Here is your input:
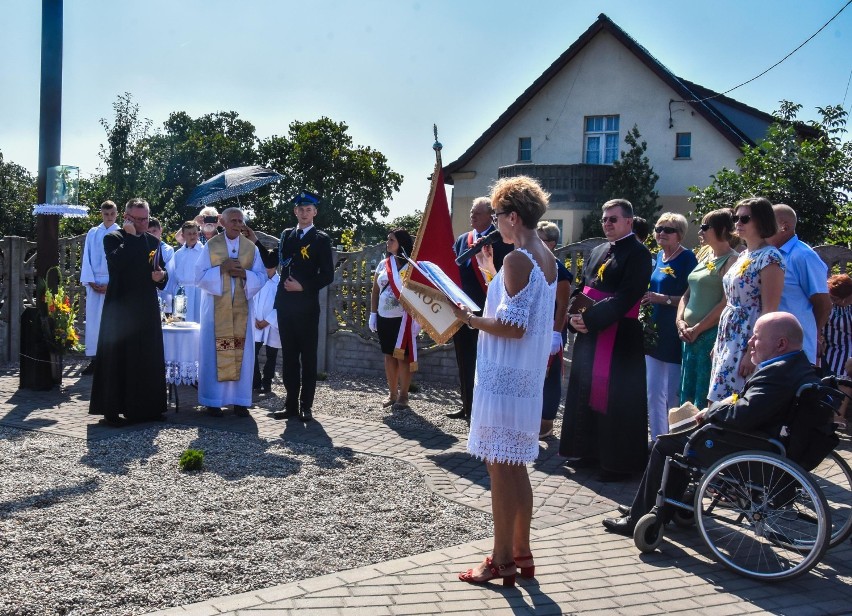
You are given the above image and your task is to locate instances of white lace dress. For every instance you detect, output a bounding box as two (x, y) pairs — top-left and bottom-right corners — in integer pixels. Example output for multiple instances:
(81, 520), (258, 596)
(468, 249), (557, 465)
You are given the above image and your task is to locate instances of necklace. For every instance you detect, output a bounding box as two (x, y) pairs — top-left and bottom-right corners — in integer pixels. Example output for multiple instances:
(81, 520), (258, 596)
(661, 244), (683, 263)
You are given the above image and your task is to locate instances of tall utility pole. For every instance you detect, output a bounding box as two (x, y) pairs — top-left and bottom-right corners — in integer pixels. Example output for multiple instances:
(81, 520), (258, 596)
(35, 0), (63, 284)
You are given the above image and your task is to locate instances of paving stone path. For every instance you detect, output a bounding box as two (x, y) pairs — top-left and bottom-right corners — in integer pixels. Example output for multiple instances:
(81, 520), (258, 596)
(2, 364), (851, 615)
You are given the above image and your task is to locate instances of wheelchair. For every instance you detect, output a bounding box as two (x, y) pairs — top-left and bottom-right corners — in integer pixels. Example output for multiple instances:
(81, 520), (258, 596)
(632, 376), (852, 582)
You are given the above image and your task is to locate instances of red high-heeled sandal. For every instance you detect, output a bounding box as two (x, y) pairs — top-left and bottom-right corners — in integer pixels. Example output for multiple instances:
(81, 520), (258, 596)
(458, 557), (516, 587)
(514, 554), (535, 578)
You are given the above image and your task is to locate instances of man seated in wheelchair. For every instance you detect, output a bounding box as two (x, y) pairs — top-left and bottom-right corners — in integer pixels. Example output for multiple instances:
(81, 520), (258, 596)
(604, 312), (837, 536)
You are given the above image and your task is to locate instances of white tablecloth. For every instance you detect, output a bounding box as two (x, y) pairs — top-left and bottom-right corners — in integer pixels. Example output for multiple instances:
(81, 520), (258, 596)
(162, 323), (200, 385)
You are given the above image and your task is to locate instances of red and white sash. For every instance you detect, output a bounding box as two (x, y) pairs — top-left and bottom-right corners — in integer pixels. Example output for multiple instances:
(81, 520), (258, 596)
(385, 256), (419, 371)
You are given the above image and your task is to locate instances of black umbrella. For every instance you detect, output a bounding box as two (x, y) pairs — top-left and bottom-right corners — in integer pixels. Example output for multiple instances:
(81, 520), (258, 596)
(185, 165), (283, 208)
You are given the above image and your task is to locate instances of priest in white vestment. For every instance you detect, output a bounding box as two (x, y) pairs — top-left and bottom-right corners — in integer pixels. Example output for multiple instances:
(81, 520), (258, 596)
(168, 221), (205, 322)
(79, 201), (119, 373)
(195, 207), (266, 416)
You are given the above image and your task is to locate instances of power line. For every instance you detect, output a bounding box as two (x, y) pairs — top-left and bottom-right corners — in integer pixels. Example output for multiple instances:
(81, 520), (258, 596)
(683, 0), (852, 105)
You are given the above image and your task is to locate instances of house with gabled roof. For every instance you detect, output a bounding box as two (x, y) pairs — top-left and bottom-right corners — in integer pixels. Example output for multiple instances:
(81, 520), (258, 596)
(442, 13), (799, 243)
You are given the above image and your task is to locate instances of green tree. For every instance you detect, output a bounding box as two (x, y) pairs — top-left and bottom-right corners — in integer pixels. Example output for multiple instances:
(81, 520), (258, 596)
(257, 117), (403, 244)
(0, 150), (37, 238)
(98, 92), (154, 206)
(141, 110), (261, 233)
(689, 102), (852, 246)
(387, 209), (423, 238)
(580, 125), (660, 239)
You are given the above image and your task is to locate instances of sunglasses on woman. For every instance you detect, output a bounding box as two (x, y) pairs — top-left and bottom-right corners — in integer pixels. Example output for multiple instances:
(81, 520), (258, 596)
(732, 215), (751, 224)
(654, 226), (677, 234)
(699, 223), (711, 232)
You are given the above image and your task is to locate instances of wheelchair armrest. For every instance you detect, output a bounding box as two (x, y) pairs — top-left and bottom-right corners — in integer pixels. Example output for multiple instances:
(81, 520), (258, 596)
(685, 423), (785, 456)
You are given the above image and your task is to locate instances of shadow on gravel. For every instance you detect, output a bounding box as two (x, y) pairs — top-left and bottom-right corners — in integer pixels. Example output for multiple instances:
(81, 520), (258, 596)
(184, 427), (303, 481)
(80, 423), (168, 475)
(0, 477), (100, 518)
(277, 417), (355, 469)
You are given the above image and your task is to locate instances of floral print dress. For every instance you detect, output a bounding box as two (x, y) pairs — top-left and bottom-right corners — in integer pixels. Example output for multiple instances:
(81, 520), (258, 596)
(707, 246), (784, 402)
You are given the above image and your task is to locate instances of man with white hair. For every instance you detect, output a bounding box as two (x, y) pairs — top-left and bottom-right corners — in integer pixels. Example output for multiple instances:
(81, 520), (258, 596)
(769, 204), (831, 364)
(195, 207), (267, 417)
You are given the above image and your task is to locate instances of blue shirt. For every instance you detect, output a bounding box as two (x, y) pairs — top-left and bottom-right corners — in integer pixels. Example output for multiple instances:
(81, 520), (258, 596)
(777, 235), (828, 364)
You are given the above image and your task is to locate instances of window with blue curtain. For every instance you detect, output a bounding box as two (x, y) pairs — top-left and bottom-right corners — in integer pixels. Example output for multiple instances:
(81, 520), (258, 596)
(584, 115), (620, 164)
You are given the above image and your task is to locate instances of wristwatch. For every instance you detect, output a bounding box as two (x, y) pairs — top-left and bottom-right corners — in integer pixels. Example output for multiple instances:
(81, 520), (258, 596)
(665, 295), (672, 305)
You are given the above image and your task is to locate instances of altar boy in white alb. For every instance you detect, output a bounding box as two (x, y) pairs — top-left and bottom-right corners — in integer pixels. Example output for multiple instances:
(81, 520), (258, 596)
(79, 200), (119, 374)
(168, 220), (205, 322)
(195, 207), (267, 417)
(253, 265), (281, 394)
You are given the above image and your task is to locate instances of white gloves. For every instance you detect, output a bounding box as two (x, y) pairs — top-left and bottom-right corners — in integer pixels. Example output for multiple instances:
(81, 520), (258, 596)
(369, 312), (378, 332)
(550, 331), (564, 355)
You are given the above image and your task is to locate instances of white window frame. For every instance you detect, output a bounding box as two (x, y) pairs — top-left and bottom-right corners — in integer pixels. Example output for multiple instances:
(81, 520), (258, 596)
(583, 115), (620, 165)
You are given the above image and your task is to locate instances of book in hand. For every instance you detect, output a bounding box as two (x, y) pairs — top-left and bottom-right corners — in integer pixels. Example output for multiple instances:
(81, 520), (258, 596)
(567, 291), (595, 315)
(407, 260), (480, 312)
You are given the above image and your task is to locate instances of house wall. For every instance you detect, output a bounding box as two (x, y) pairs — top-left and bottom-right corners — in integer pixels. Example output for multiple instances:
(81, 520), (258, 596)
(448, 30), (745, 245)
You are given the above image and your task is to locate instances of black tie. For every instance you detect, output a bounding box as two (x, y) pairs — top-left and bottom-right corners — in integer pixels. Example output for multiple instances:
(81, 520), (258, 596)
(297, 229), (304, 240)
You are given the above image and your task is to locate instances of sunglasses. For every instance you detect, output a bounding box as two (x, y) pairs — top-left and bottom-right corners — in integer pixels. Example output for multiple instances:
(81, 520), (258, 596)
(732, 215), (752, 224)
(699, 223), (711, 232)
(491, 210), (511, 223)
(601, 216), (621, 224)
(655, 226), (677, 234)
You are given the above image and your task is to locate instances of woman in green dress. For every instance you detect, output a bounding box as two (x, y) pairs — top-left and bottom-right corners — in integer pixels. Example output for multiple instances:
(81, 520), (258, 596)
(676, 209), (738, 406)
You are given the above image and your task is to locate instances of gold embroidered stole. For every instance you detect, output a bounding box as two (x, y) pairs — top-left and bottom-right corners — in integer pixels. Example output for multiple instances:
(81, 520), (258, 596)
(207, 235), (255, 381)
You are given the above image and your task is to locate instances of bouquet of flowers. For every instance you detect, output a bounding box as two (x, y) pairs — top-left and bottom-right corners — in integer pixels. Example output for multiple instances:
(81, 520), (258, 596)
(38, 267), (84, 354)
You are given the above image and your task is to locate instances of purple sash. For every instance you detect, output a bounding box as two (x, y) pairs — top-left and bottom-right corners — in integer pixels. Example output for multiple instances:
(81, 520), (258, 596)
(584, 285), (640, 414)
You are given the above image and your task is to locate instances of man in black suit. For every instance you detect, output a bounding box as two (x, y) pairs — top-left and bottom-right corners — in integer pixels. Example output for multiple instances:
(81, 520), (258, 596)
(248, 191), (334, 422)
(448, 196), (513, 420)
(603, 311), (819, 535)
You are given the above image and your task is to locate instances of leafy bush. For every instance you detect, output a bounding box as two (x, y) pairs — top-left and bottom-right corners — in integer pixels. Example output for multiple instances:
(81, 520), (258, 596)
(179, 449), (204, 472)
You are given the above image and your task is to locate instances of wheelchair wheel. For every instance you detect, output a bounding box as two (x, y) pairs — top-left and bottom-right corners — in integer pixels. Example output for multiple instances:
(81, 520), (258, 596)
(695, 452), (829, 581)
(809, 450), (852, 548)
(634, 512), (664, 553)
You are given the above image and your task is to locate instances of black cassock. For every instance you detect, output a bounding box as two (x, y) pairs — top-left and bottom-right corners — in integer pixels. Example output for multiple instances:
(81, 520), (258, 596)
(89, 230), (168, 421)
(559, 234), (652, 474)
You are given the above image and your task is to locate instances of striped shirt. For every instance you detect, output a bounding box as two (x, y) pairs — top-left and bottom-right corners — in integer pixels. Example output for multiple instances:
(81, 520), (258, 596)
(823, 303), (852, 376)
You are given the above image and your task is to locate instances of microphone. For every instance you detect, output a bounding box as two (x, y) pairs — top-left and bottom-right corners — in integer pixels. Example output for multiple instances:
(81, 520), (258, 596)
(455, 230), (502, 265)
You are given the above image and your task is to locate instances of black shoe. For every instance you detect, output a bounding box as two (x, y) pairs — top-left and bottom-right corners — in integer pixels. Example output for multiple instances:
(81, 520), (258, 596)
(81, 361), (96, 375)
(300, 408), (313, 422)
(597, 470), (630, 483)
(234, 405), (250, 417)
(446, 410), (469, 419)
(205, 406), (223, 417)
(98, 416), (125, 427)
(273, 408), (298, 420)
(617, 504), (631, 516)
(602, 517), (635, 536)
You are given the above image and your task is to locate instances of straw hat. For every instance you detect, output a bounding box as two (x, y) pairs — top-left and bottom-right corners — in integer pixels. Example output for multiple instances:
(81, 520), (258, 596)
(668, 402), (701, 434)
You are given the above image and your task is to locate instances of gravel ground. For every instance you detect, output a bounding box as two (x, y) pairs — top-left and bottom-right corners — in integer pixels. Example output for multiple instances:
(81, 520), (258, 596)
(0, 424), (493, 615)
(252, 373), (565, 440)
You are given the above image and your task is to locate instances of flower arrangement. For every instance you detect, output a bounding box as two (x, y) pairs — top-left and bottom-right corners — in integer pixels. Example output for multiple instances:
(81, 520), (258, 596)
(737, 258), (752, 277)
(640, 303), (658, 351)
(661, 266), (676, 278)
(38, 267), (83, 354)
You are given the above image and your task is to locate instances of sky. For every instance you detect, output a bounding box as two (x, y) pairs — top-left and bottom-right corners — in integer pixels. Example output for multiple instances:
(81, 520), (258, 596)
(1, 0), (851, 221)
